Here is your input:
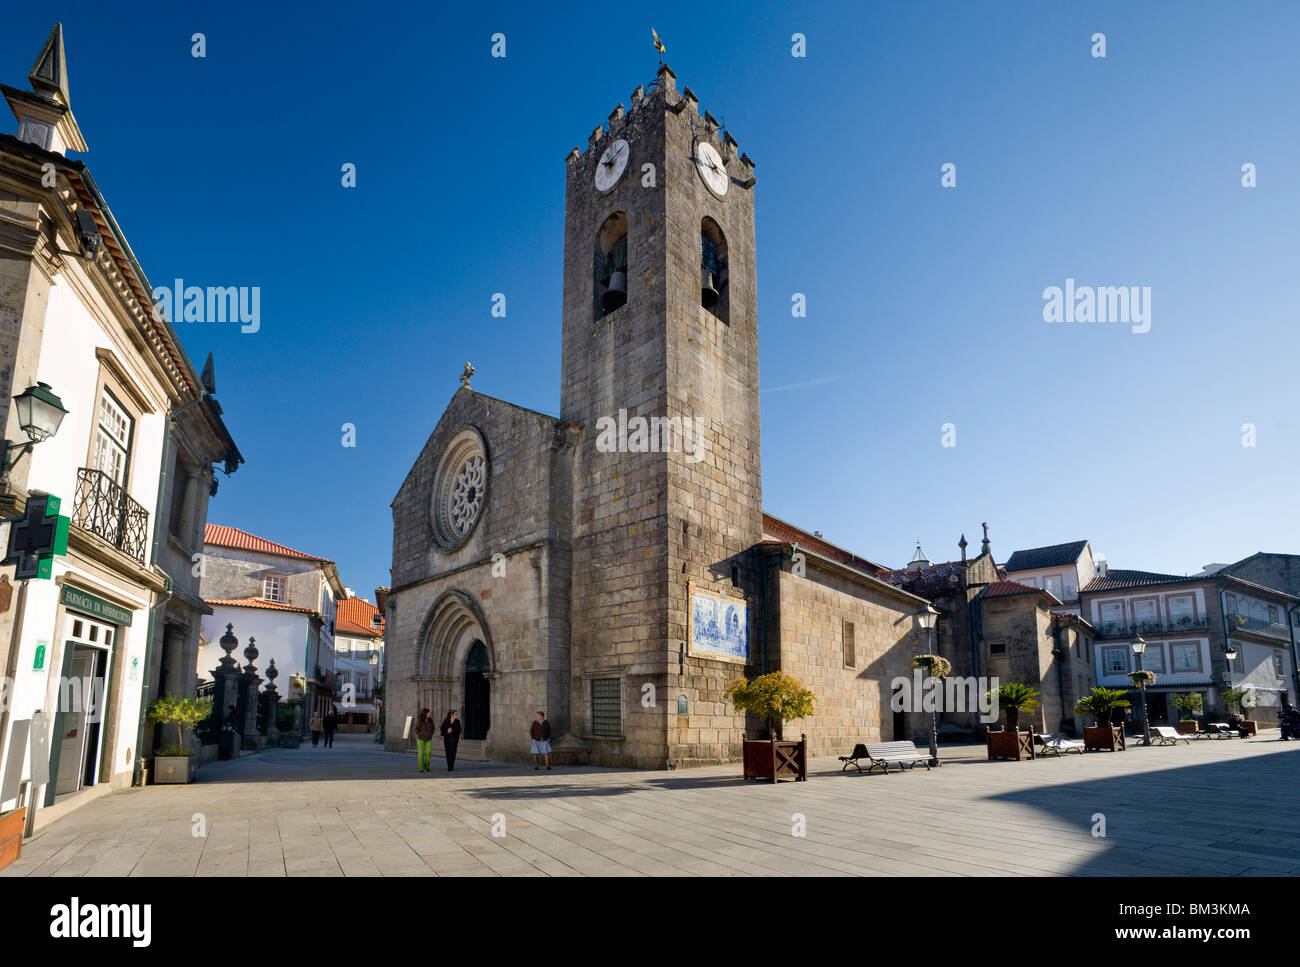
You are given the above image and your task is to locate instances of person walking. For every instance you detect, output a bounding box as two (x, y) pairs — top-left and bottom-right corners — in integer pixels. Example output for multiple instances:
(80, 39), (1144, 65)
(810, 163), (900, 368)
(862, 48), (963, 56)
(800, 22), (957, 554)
(323, 706), (338, 748)
(309, 710), (323, 748)
(413, 707), (435, 772)
(440, 709), (462, 771)
(530, 711), (552, 771)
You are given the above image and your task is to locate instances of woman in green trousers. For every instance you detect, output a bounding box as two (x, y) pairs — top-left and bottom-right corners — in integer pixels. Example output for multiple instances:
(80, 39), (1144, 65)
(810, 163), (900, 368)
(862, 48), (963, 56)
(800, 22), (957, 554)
(413, 707), (435, 772)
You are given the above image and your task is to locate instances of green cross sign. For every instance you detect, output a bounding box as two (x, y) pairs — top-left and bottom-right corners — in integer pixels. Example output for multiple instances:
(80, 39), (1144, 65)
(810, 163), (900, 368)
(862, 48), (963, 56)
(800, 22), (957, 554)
(3, 493), (70, 580)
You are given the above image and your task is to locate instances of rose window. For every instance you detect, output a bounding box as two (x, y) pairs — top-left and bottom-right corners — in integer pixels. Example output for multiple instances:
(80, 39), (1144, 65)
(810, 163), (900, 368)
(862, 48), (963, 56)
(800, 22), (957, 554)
(431, 428), (488, 549)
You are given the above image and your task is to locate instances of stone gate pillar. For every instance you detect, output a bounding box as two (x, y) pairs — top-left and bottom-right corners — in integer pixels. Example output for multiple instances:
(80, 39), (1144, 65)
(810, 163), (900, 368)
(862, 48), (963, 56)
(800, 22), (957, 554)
(240, 636), (263, 751)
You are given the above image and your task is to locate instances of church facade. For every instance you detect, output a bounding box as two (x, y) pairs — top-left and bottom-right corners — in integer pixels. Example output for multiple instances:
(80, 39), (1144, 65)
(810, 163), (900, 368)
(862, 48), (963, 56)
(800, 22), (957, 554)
(385, 66), (932, 769)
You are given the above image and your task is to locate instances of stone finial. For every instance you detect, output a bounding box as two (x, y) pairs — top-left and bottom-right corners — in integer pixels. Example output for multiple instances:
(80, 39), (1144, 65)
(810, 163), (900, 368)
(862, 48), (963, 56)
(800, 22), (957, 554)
(266, 658), (279, 682)
(981, 522), (990, 555)
(218, 623), (239, 668)
(459, 361), (474, 388)
(959, 534), (968, 562)
(243, 635), (259, 672)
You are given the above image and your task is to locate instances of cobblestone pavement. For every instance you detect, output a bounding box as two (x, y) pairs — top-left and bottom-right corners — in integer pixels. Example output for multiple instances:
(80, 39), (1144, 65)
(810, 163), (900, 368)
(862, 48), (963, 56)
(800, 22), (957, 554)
(5, 731), (1298, 876)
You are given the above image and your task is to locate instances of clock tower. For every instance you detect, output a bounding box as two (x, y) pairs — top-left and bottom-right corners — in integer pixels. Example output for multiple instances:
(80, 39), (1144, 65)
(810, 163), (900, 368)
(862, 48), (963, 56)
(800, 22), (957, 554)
(560, 64), (762, 768)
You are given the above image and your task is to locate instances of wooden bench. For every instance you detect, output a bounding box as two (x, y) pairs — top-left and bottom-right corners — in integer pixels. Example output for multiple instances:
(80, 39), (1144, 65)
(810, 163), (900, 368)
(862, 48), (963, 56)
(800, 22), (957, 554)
(1152, 726), (1189, 745)
(839, 740), (931, 774)
(1035, 732), (1085, 756)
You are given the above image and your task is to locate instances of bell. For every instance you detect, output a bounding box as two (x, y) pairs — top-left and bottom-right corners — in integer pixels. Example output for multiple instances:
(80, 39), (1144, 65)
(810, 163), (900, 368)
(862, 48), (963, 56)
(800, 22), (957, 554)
(601, 270), (627, 311)
(701, 268), (719, 309)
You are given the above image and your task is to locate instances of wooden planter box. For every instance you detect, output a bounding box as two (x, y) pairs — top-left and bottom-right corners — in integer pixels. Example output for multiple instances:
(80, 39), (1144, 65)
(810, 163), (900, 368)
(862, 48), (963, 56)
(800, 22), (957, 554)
(1084, 725), (1126, 752)
(742, 733), (807, 783)
(986, 729), (1035, 761)
(153, 754), (198, 784)
(1176, 720), (1200, 735)
(1238, 721), (1258, 736)
(0, 807), (26, 873)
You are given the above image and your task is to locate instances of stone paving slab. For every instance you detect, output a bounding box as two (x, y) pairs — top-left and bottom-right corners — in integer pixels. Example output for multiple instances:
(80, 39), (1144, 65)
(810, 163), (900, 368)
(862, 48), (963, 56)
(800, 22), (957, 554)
(4, 731), (1298, 877)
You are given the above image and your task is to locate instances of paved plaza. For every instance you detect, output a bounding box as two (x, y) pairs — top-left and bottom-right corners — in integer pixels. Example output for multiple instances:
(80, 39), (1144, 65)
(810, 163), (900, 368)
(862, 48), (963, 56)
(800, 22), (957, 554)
(5, 732), (1298, 877)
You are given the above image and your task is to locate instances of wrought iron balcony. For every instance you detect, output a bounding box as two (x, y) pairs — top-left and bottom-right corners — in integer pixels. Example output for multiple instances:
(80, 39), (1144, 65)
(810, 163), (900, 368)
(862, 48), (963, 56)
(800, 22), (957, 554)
(1093, 616), (1210, 638)
(1228, 614), (1291, 639)
(72, 467), (149, 564)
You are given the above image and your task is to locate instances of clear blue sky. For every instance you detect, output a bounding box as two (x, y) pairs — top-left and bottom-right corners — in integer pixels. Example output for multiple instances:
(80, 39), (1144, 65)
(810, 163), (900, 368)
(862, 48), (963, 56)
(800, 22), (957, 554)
(5, 0), (1299, 594)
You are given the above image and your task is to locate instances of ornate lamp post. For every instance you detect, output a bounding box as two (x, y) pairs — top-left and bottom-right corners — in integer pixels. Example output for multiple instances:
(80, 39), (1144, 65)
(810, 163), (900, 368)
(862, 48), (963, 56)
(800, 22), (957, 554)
(1223, 643), (1239, 718)
(913, 604), (941, 765)
(369, 650), (383, 743)
(1131, 634), (1151, 746)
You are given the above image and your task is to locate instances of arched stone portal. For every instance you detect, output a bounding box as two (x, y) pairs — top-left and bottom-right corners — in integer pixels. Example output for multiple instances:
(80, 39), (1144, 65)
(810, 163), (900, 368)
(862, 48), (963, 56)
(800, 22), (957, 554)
(414, 590), (495, 744)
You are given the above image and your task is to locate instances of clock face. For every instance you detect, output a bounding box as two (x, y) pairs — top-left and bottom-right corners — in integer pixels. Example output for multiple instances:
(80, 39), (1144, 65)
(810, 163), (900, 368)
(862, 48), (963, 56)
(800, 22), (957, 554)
(695, 141), (728, 197)
(594, 139), (630, 192)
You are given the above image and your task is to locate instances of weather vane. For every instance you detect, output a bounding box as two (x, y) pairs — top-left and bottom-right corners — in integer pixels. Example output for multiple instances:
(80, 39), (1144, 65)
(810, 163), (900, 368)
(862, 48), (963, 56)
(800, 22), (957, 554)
(459, 362), (474, 388)
(652, 28), (665, 67)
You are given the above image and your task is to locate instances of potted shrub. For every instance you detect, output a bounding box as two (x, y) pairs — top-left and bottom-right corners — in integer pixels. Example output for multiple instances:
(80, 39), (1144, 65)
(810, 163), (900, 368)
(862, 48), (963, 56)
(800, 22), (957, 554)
(1075, 687), (1130, 751)
(725, 672), (814, 782)
(146, 694), (213, 784)
(1173, 692), (1204, 734)
(985, 683), (1040, 761)
(0, 806), (26, 873)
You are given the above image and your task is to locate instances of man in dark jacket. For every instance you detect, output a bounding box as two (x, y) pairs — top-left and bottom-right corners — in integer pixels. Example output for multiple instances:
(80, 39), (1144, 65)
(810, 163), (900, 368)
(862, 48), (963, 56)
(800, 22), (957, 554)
(441, 710), (462, 770)
(323, 707), (338, 748)
(530, 711), (552, 771)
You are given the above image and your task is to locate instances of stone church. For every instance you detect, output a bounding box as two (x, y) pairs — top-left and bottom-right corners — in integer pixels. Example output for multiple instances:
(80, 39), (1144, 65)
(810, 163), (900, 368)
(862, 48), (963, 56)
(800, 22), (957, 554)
(385, 65), (936, 769)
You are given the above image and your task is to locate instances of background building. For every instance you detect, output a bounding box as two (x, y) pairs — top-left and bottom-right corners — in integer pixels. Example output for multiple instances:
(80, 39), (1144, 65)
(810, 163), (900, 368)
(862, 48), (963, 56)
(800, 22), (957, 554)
(198, 525), (343, 738)
(334, 590), (383, 732)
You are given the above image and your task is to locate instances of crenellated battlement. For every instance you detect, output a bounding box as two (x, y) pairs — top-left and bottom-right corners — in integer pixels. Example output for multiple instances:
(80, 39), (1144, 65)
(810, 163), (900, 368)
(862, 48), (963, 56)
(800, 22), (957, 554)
(564, 63), (756, 179)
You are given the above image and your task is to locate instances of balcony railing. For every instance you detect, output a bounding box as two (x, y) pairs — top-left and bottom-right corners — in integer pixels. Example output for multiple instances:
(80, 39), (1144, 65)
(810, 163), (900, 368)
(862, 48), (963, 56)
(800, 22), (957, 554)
(1093, 616), (1210, 638)
(1228, 614), (1291, 639)
(72, 467), (149, 564)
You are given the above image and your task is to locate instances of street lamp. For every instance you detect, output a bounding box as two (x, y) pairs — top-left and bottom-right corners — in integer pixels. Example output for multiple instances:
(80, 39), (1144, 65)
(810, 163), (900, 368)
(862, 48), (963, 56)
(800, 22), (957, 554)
(914, 604), (941, 766)
(368, 650), (383, 743)
(1223, 643), (1239, 718)
(1131, 634), (1151, 746)
(3, 382), (69, 473)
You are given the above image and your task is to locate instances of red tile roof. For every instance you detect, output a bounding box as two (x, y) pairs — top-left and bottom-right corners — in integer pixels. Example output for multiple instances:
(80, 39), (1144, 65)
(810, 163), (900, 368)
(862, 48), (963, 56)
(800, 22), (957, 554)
(205, 597), (315, 615)
(204, 524), (334, 564)
(337, 595), (384, 638)
(761, 513), (890, 577)
(983, 580), (1059, 603)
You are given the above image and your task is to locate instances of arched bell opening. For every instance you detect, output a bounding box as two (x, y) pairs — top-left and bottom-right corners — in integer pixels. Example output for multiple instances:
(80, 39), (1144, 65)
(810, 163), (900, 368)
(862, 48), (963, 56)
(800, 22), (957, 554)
(701, 216), (729, 324)
(594, 211), (629, 319)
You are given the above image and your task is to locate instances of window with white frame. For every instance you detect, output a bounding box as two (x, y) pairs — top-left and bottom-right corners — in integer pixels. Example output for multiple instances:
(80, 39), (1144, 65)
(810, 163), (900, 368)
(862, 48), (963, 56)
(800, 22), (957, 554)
(356, 672), (369, 696)
(1170, 642), (1201, 672)
(1103, 647), (1128, 674)
(1133, 599), (1158, 631)
(1043, 575), (1062, 600)
(1100, 601), (1124, 631)
(1225, 593), (1238, 615)
(1268, 605), (1279, 624)
(1139, 644), (1166, 674)
(263, 574), (287, 603)
(1168, 595), (1194, 626)
(92, 390), (132, 485)
(1274, 654), (1285, 678)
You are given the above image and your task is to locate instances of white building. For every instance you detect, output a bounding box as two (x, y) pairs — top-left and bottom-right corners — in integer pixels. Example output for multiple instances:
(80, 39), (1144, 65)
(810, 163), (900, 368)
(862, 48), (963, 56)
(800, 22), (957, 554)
(1003, 540), (1096, 616)
(333, 590), (384, 731)
(0, 25), (240, 832)
(198, 525), (344, 732)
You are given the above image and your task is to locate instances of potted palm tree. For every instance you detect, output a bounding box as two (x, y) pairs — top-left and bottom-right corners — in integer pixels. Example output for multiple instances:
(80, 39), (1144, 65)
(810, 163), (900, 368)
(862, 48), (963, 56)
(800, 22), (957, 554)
(147, 694), (213, 784)
(985, 683), (1041, 760)
(1173, 692), (1204, 734)
(725, 672), (815, 782)
(1076, 687), (1130, 751)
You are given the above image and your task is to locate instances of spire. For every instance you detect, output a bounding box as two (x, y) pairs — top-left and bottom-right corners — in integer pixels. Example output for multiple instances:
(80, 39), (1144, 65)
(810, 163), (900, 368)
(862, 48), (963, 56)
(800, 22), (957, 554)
(29, 23), (70, 105)
(5, 23), (88, 154)
(908, 542), (930, 572)
(958, 534), (968, 562)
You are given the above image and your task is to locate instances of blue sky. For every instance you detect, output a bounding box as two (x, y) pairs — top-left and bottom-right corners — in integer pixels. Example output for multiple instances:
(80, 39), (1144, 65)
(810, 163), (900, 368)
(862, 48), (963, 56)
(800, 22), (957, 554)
(5, 0), (1300, 594)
